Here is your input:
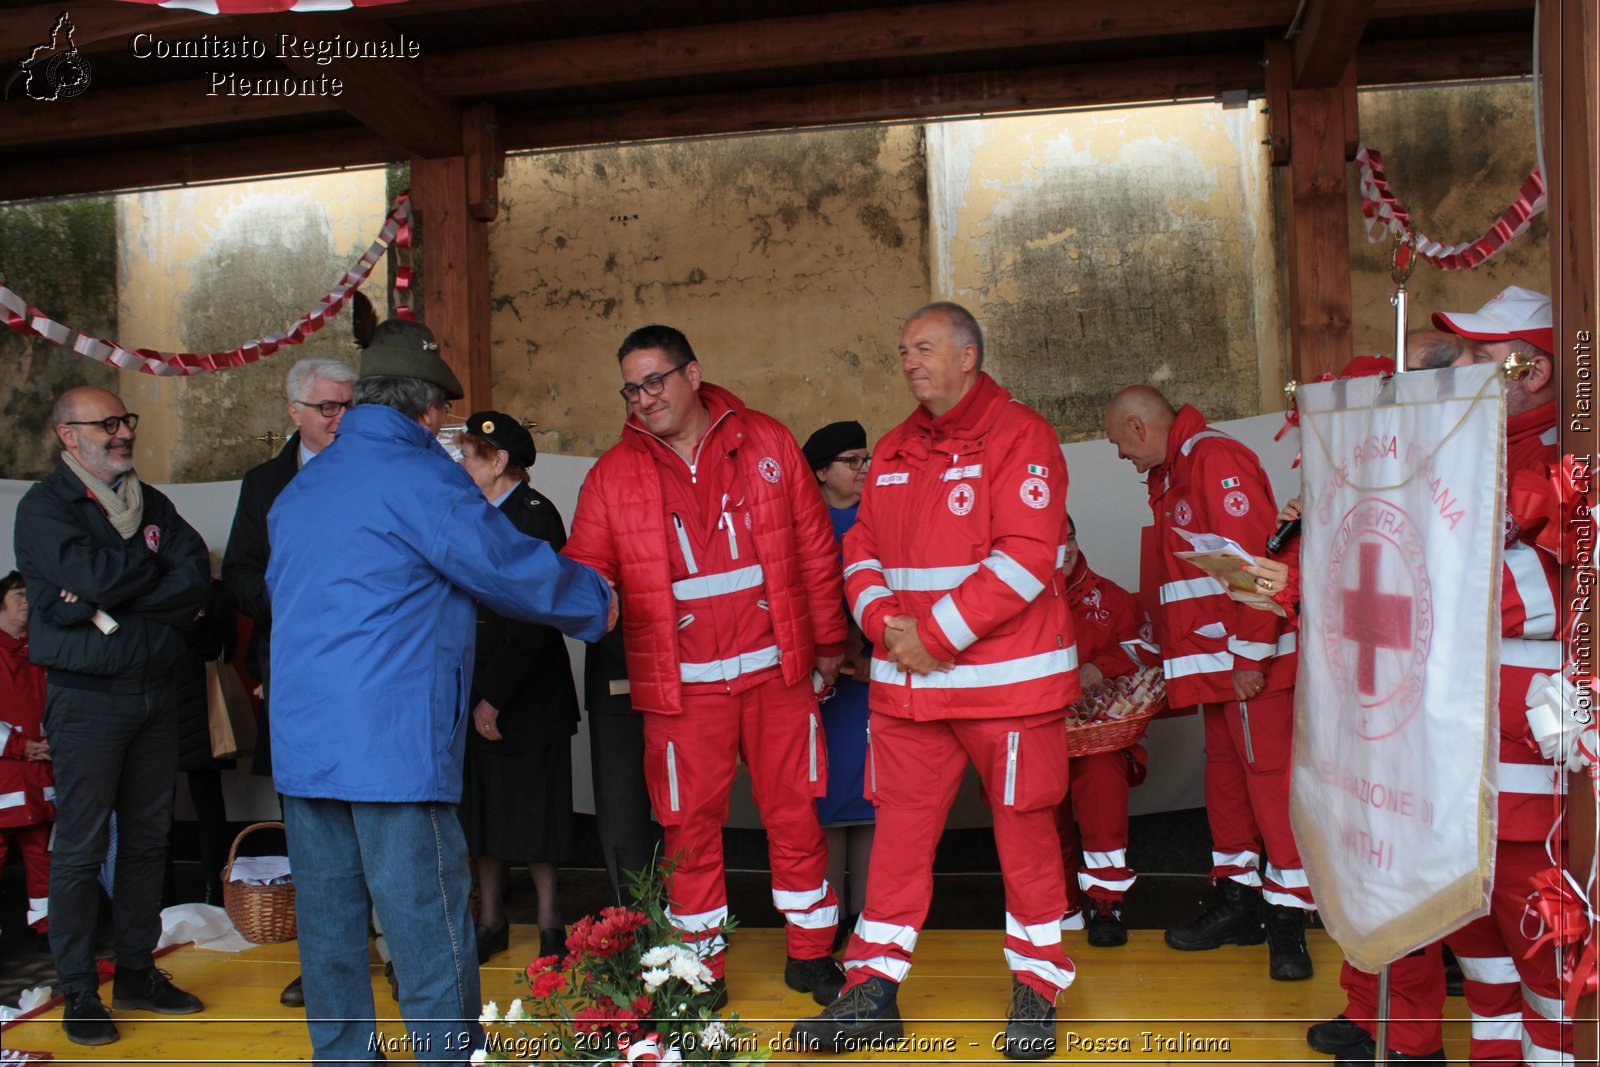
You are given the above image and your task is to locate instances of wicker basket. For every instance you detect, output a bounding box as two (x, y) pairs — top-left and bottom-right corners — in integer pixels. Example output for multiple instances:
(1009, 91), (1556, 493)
(222, 821), (297, 944)
(1065, 699), (1164, 757)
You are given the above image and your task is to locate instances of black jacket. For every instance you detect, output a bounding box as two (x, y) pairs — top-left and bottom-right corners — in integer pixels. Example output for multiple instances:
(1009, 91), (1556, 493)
(175, 581), (238, 772)
(468, 481), (581, 753)
(14, 460), (210, 681)
(222, 435), (300, 775)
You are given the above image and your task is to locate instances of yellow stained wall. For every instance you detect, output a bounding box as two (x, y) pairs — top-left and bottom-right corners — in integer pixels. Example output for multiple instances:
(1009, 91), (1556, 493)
(486, 127), (931, 456)
(926, 104), (1285, 442)
(115, 171), (391, 484)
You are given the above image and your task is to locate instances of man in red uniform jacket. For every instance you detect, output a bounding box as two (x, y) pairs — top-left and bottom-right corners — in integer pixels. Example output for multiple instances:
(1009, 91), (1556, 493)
(1103, 385), (1311, 982)
(0, 571), (53, 940)
(1058, 515), (1151, 948)
(1309, 289), (1571, 1067)
(794, 303), (1078, 1060)
(563, 325), (848, 1008)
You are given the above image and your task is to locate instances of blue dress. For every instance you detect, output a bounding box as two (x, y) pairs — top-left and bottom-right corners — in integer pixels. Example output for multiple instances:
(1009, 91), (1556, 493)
(817, 502), (875, 827)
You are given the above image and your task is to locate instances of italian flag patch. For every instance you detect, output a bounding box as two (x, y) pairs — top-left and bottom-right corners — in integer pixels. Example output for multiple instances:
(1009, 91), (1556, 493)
(1220, 477), (1240, 488)
(1027, 464), (1049, 477)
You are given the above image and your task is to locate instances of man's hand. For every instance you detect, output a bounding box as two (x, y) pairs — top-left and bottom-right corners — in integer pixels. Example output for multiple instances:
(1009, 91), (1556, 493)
(23, 739), (50, 762)
(815, 653), (844, 687)
(605, 579), (620, 632)
(883, 615), (953, 676)
(1233, 669), (1266, 702)
(1079, 662), (1105, 689)
(59, 589), (79, 604)
(472, 699), (503, 742)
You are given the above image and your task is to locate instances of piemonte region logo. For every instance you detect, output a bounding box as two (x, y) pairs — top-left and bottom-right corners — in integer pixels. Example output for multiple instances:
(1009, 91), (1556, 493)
(7, 11), (93, 101)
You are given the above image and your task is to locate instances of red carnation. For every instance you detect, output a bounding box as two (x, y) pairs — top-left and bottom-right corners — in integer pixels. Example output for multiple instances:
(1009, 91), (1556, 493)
(525, 954), (562, 979)
(528, 969), (565, 999)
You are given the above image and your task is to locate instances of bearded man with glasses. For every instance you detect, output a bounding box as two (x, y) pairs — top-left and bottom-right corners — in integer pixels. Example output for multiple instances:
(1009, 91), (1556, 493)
(564, 324), (850, 1008)
(13, 386), (212, 1046)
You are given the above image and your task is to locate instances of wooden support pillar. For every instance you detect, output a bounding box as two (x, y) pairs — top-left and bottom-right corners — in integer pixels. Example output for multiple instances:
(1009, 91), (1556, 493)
(410, 154), (493, 416)
(1541, 0), (1598, 1059)
(1280, 75), (1357, 382)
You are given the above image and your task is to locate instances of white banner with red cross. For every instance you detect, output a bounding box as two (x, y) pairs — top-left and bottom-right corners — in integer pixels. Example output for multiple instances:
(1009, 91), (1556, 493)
(1290, 361), (1504, 972)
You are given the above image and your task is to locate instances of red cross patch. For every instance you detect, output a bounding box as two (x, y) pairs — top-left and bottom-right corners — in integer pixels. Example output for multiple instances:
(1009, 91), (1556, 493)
(143, 524), (161, 553)
(948, 482), (975, 516)
(757, 456), (781, 483)
(1174, 500), (1192, 526)
(1223, 490), (1250, 517)
(1020, 477), (1049, 509)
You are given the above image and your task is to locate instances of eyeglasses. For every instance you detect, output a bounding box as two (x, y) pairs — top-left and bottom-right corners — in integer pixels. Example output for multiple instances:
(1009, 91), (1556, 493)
(294, 400), (353, 418)
(619, 362), (691, 403)
(64, 413), (139, 435)
(830, 454), (872, 471)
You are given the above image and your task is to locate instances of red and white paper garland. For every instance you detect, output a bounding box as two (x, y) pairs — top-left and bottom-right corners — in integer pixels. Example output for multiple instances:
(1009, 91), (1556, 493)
(1356, 144), (1546, 271)
(1, 191), (414, 376)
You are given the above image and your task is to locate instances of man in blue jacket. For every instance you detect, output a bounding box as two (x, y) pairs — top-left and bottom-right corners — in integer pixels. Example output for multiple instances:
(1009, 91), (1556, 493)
(267, 318), (615, 1065)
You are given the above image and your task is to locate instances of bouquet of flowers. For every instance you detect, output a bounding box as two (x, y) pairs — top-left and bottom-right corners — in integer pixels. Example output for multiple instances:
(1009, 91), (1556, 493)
(475, 857), (770, 1066)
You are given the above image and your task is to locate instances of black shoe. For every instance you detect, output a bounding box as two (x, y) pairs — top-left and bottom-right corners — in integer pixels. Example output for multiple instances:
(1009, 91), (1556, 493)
(539, 926), (567, 960)
(1085, 901), (1128, 948)
(1307, 1014), (1371, 1054)
(279, 974), (305, 1008)
(1003, 977), (1057, 1060)
(786, 954), (848, 1006)
(62, 990), (118, 1046)
(791, 976), (903, 1053)
(1265, 905), (1314, 981)
(111, 966), (204, 1014)
(1334, 1040), (1446, 1065)
(708, 977), (729, 1011)
(1164, 880), (1265, 951)
(476, 921), (509, 964)
(384, 960), (400, 1002)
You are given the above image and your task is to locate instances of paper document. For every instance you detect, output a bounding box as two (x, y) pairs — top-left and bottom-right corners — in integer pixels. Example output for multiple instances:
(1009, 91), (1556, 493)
(1172, 529), (1287, 617)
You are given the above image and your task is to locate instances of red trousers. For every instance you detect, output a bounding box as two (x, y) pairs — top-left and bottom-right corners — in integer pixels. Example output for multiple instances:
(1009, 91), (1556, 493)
(1201, 692), (1312, 908)
(0, 821), (51, 932)
(844, 710), (1074, 999)
(1338, 842), (1573, 1064)
(1057, 746), (1144, 916)
(640, 672), (838, 967)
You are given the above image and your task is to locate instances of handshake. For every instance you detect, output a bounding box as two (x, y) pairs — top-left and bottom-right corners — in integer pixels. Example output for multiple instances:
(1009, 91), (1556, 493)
(881, 614), (954, 676)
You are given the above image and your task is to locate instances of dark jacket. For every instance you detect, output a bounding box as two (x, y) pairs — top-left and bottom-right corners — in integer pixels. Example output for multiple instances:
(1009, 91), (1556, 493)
(222, 433), (300, 775)
(583, 619), (629, 711)
(14, 460), (210, 682)
(175, 581), (238, 773)
(469, 482), (581, 753)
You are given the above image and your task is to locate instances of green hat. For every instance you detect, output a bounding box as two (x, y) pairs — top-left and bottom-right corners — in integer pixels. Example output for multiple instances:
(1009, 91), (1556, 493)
(358, 319), (464, 400)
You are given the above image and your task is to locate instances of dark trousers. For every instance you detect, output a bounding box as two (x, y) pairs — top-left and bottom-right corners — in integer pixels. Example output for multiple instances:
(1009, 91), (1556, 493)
(45, 682), (179, 995)
(586, 698), (659, 905)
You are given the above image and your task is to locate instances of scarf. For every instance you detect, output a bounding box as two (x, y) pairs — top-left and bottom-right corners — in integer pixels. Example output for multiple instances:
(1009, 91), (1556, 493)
(63, 451), (144, 540)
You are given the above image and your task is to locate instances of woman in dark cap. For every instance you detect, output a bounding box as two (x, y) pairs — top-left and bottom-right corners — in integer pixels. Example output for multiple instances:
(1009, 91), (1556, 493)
(800, 420), (876, 948)
(455, 411), (579, 962)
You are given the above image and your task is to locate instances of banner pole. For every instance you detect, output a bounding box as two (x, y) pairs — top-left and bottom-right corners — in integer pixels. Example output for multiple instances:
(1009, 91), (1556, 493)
(1389, 233), (1416, 374)
(1375, 963), (1392, 1067)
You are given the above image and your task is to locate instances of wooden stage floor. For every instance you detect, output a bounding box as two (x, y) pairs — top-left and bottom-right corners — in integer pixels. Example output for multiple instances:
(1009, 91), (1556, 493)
(3, 926), (1471, 1064)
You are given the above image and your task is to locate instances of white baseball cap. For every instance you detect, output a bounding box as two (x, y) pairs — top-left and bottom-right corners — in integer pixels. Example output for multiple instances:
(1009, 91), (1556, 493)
(1432, 285), (1554, 354)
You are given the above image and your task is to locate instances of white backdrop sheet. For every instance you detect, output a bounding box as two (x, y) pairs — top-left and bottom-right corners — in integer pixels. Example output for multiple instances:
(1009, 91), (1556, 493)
(1, 412), (1303, 827)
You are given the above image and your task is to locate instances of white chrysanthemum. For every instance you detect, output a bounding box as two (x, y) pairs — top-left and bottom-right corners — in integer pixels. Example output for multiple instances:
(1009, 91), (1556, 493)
(639, 945), (680, 967)
(699, 1021), (731, 1049)
(478, 999), (501, 1024)
(505, 998), (529, 1022)
(642, 966), (672, 992)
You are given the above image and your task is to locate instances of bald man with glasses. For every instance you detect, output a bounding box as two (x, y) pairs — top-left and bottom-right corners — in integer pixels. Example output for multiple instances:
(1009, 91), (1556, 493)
(13, 386), (212, 1046)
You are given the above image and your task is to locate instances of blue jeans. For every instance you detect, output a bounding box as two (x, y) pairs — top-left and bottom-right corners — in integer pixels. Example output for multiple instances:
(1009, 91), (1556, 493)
(284, 797), (481, 1065)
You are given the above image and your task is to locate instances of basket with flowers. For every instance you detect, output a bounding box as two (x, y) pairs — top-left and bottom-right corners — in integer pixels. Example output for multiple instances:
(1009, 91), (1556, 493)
(474, 855), (770, 1066)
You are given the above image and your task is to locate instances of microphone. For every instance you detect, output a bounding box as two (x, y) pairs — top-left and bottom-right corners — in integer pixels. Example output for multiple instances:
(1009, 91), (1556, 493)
(1265, 517), (1300, 555)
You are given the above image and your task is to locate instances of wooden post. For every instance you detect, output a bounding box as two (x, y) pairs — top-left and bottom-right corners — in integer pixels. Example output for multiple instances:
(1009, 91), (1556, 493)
(1542, 0), (1599, 1060)
(1283, 77), (1357, 382)
(410, 154), (493, 417)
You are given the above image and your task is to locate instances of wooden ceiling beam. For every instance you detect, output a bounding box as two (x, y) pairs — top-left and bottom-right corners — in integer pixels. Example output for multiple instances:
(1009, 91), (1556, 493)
(1292, 0), (1377, 88)
(1356, 32), (1532, 83)
(0, 126), (399, 202)
(0, 80), (346, 150)
(497, 52), (1270, 151)
(257, 14), (463, 158)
